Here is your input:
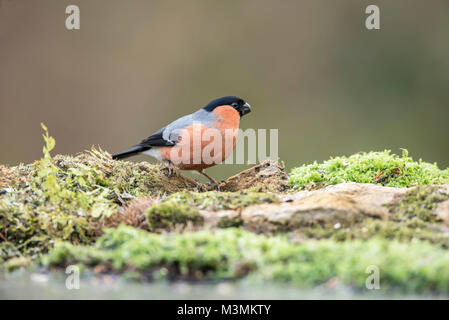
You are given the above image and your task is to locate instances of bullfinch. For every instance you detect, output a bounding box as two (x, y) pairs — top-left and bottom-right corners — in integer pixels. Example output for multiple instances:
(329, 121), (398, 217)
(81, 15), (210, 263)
(112, 96), (251, 189)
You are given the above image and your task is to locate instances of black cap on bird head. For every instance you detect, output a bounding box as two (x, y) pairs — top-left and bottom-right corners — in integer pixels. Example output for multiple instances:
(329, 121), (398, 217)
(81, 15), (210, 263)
(203, 96), (251, 117)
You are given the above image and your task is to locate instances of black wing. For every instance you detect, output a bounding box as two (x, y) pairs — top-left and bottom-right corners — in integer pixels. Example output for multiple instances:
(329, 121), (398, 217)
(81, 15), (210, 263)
(112, 127), (176, 160)
(138, 127), (176, 148)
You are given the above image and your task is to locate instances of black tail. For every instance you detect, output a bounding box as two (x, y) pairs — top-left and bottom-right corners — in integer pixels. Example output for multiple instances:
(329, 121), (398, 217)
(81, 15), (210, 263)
(112, 146), (149, 160)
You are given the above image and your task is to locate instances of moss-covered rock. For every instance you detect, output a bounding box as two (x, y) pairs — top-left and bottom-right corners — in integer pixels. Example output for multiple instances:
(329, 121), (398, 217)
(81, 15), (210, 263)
(0, 125), (197, 265)
(4, 127), (449, 294)
(162, 190), (278, 211)
(143, 190), (277, 232)
(0, 126), (283, 268)
(195, 183), (449, 249)
(283, 184), (449, 247)
(41, 225), (449, 292)
(288, 150), (449, 190)
(388, 185), (449, 222)
(146, 200), (203, 232)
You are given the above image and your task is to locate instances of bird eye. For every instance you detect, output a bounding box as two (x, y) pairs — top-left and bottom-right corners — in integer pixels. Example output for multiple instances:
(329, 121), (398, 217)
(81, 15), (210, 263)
(231, 102), (239, 107)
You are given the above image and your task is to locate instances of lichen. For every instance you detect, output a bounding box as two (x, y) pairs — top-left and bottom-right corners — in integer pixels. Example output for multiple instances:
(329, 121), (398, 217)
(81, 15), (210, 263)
(288, 150), (449, 190)
(41, 225), (449, 292)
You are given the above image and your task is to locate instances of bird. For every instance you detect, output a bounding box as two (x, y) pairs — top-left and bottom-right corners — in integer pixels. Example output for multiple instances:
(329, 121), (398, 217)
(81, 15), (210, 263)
(112, 96), (251, 190)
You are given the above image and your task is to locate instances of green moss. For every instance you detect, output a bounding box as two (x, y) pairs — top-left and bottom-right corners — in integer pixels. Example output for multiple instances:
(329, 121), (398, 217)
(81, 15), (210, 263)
(217, 215), (245, 228)
(388, 186), (449, 222)
(0, 124), (175, 265)
(0, 126), (103, 263)
(146, 200), (203, 232)
(288, 150), (449, 190)
(297, 218), (449, 248)
(41, 225), (449, 292)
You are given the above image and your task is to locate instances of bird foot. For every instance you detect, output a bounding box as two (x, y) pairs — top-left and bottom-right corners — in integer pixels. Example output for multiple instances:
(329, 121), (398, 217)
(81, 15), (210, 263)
(161, 165), (177, 178)
(194, 181), (206, 192)
(198, 170), (221, 191)
(205, 181), (221, 191)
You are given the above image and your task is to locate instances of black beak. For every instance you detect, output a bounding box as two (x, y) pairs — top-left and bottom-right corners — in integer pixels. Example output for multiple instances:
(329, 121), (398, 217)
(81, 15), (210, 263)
(239, 102), (251, 116)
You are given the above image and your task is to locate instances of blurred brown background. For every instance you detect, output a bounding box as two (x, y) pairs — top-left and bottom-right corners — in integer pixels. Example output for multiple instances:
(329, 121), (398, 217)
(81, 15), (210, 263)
(1, 0), (448, 180)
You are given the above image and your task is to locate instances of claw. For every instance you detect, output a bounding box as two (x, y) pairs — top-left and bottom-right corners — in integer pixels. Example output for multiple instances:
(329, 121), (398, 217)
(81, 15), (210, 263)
(161, 162), (176, 179)
(194, 181), (205, 192)
(198, 170), (220, 191)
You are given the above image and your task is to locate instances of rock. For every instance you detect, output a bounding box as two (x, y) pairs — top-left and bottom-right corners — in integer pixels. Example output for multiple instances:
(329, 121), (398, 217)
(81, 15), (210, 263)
(436, 185), (449, 225)
(242, 197), (367, 231)
(241, 183), (404, 231)
(283, 182), (408, 206)
(436, 201), (449, 225)
(220, 160), (288, 192)
(199, 210), (236, 226)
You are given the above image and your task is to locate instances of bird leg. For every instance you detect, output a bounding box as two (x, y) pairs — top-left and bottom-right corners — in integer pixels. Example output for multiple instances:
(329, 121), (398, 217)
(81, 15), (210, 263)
(162, 161), (176, 178)
(198, 170), (220, 191)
